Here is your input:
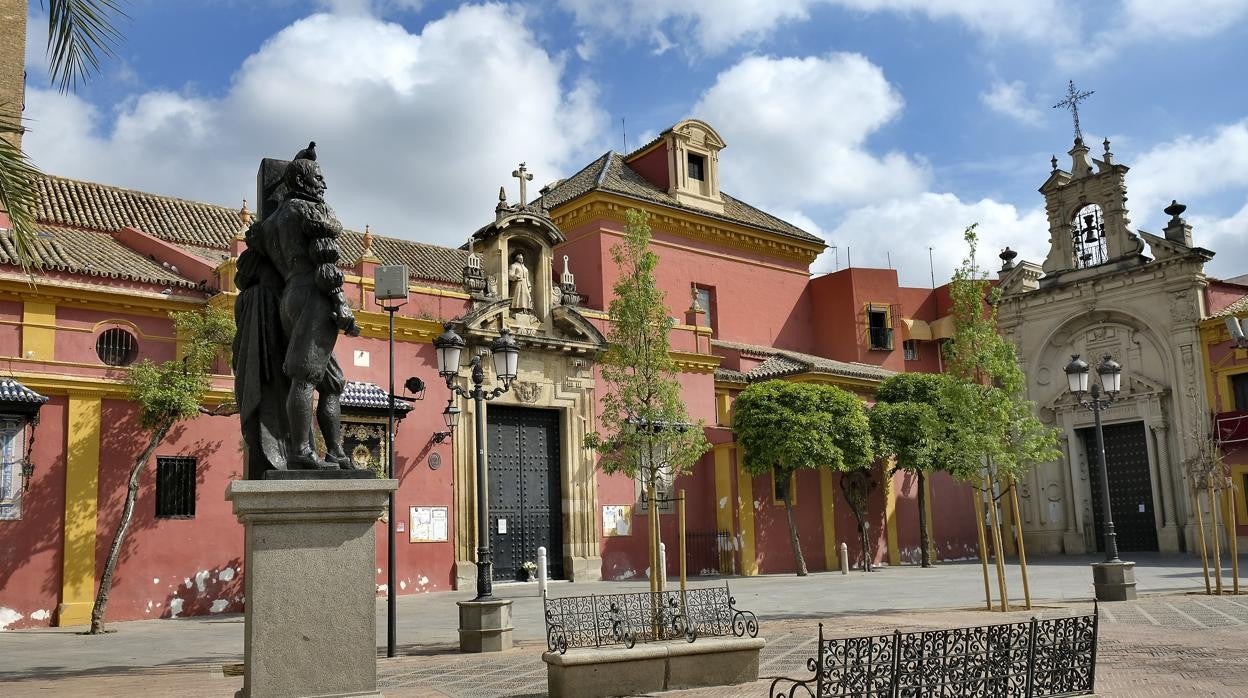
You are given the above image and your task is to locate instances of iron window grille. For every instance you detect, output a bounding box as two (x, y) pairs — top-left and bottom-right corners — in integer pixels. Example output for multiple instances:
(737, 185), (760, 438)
(867, 305), (893, 350)
(155, 456), (196, 518)
(903, 339), (919, 361)
(96, 327), (139, 366)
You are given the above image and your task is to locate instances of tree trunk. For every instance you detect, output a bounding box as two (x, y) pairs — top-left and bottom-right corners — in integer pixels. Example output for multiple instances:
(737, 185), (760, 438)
(917, 470), (932, 568)
(841, 471), (872, 572)
(90, 422), (170, 634)
(782, 489), (808, 576)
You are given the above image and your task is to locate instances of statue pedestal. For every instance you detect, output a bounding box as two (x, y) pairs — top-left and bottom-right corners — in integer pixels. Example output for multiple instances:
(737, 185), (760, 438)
(458, 598), (514, 653)
(1091, 560), (1137, 602)
(227, 478), (396, 698)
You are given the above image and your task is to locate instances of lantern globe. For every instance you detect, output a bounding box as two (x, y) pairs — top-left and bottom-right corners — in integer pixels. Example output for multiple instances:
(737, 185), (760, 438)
(1098, 355), (1123, 395)
(491, 329), (520, 381)
(442, 400), (460, 429)
(434, 323), (465, 378)
(1065, 354), (1090, 395)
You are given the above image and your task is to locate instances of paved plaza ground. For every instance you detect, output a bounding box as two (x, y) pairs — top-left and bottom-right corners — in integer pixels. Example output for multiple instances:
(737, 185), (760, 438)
(1, 554), (1245, 697)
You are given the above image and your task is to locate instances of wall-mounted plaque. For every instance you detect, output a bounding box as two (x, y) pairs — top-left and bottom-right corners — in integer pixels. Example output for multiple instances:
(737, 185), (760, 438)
(602, 504), (632, 537)
(428, 452), (442, 470)
(409, 506), (448, 543)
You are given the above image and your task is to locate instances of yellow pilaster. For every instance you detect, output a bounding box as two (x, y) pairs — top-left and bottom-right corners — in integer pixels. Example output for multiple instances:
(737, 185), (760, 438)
(21, 301), (56, 360)
(735, 453), (758, 576)
(58, 393), (102, 627)
(884, 467), (900, 566)
(820, 469), (838, 571)
(713, 445), (735, 574)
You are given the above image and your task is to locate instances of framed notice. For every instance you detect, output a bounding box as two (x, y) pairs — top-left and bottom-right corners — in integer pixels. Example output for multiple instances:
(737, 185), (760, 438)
(409, 506), (449, 543)
(602, 504), (632, 537)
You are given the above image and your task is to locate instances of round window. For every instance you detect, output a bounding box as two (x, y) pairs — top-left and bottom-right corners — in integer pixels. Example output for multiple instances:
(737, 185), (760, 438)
(96, 328), (139, 366)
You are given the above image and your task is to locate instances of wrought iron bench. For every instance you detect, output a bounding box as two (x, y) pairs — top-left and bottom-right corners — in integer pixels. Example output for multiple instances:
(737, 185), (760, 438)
(769, 606), (1098, 698)
(543, 583), (759, 654)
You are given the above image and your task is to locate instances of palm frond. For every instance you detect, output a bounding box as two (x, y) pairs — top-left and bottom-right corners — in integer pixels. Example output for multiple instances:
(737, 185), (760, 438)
(0, 107), (43, 274)
(43, 0), (127, 93)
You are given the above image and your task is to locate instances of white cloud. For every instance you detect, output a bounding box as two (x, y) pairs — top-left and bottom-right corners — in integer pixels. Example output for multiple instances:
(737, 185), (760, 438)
(23, 5), (607, 248)
(693, 53), (928, 208)
(558, 0), (1074, 55)
(981, 81), (1043, 127)
(824, 193), (1047, 286)
(1126, 119), (1248, 230)
(1120, 0), (1248, 38)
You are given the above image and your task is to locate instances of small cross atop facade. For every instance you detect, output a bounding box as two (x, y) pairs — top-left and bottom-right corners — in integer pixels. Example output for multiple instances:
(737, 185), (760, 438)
(512, 163), (534, 206)
(1053, 80), (1094, 143)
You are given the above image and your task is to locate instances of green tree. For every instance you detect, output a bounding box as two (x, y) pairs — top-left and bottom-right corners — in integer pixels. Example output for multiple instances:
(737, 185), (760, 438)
(870, 372), (954, 567)
(584, 209), (709, 589)
(941, 224), (1058, 608)
(733, 381), (875, 576)
(2, 1), (125, 271)
(90, 304), (233, 634)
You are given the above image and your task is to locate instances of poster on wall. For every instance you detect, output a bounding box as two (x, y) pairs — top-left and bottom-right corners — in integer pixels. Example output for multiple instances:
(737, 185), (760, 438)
(602, 504), (632, 537)
(409, 506), (449, 542)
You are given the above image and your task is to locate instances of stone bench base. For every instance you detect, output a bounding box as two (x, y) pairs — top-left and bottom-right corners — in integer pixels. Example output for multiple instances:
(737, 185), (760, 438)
(542, 636), (765, 698)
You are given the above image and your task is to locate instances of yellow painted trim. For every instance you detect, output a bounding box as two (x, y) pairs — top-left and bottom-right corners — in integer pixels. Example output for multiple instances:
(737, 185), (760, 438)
(715, 391), (732, 427)
(58, 393), (101, 627)
(1201, 323), (1222, 412)
(352, 310), (444, 343)
(884, 466), (900, 566)
(786, 373), (884, 391)
(735, 453), (758, 576)
(670, 351), (721, 374)
(714, 379), (747, 390)
(820, 469), (838, 571)
(342, 274), (472, 301)
(1231, 464), (1248, 523)
(0, 277), (204, 316)
(713, 445), (735, 549)
(552, 192), (824, 266)
(21, 301), (56, 360)
(12, 370), (233, 403)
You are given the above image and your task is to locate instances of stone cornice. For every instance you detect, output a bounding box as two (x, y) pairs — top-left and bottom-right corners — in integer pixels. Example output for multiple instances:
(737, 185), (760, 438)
(551, 192), (823, 265)
(670, 351), (721, 374)
(0, 276), (207, 317)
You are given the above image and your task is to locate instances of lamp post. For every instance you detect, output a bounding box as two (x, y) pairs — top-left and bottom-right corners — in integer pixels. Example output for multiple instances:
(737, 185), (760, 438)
(434, 323), (520, 602)
(1065, 353), (1136, 600)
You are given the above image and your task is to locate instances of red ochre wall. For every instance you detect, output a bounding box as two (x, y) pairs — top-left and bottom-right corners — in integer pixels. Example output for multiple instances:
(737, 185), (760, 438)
(0, 397), (66, 628)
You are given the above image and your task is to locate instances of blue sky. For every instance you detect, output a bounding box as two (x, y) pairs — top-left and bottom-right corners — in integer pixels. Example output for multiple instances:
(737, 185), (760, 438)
(21, 0), (1248, 286)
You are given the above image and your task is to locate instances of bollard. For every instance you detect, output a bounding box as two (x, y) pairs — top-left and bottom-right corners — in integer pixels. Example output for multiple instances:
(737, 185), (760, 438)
(840, 542), (849, 575)
(659, 542), (667, 591)
(537, 546), (548, 595)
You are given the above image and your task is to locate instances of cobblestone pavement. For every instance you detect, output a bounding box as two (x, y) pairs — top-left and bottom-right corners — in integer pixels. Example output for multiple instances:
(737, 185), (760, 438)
(5, 592), (1247, 697)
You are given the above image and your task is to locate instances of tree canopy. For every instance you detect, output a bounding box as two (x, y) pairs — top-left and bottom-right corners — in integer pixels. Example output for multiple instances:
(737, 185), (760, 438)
(734, 381), (875, 478)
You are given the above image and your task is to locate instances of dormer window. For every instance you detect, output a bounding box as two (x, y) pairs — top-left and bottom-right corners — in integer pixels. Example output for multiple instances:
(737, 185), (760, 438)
(687, 153), (705, 181)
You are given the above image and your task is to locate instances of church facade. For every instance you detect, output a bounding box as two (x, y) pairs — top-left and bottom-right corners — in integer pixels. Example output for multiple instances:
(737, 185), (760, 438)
(997, 133), (1243, 556)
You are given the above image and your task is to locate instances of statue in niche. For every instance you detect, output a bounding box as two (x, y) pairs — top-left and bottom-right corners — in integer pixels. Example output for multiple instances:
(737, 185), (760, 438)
(509, 252), (533, 312)
(486, 274), (499, 298)
(234, 144), (363, 477)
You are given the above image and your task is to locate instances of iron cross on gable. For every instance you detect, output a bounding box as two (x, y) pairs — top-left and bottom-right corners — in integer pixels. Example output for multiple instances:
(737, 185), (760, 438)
(512, 163), (534, 206)
(1053, 80), (1094, 143)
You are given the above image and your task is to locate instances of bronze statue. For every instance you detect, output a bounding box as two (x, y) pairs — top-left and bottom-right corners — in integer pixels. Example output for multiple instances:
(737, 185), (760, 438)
(234, 145), (362, 477)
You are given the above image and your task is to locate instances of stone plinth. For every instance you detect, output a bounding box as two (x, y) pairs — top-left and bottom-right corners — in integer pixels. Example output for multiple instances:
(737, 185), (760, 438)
(458, 598), (513, 652)
(1092, 560), (1137, 601)
(227, 478), (397, 698)
(542, 637), (765, 698)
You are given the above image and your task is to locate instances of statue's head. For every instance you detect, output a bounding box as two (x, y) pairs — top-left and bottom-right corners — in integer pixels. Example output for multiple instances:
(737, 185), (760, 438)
(513, 252), (525, 264)
(284, 158), (327, 202)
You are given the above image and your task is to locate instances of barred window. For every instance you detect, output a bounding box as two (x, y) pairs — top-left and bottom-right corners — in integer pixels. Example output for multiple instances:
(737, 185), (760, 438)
(155, 457), (196, 518)
(903, 340), (919, 361)
(96, 328), (139, 366)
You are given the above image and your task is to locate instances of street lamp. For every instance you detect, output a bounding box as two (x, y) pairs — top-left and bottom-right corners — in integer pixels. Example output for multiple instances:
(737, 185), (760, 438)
(1064, 353), (1124, 563)
(434, 323), (520, 601)
(432, 399), (459, 444)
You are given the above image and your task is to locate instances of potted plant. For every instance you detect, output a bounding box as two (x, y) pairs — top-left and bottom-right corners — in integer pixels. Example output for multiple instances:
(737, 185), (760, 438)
(521, 560), (538, 582)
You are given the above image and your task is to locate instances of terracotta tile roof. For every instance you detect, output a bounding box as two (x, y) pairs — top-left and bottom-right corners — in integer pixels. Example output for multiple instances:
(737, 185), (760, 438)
(0, 378), (48, 406)
(341, 381), (413, 412)
(1213, 294), (1248, 319)
(35, 174), (243, 248)
(712, 339), (894, 383)
(532, 152), (824, 245)
(1, 225), (202, 288)
(714, 367), (749, 384)
(23, 174), (467, 287)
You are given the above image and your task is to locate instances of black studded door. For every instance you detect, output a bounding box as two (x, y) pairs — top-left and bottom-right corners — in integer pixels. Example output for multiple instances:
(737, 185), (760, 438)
(487, 406), (563, 581)
(1080, 421), (1159, 553)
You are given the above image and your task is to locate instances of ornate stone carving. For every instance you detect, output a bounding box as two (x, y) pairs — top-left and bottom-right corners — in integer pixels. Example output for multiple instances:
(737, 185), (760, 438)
(513, 381), (541, 404)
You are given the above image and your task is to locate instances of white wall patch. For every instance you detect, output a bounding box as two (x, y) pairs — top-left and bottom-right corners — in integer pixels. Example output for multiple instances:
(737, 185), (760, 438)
(31, 609), (50, 621)
(353, 350), (370, 367)
(0, 608), (23, 630)
(169, 598), (184, 618)
(218, 567), (235, 582)
(210, 599), (229, 613)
